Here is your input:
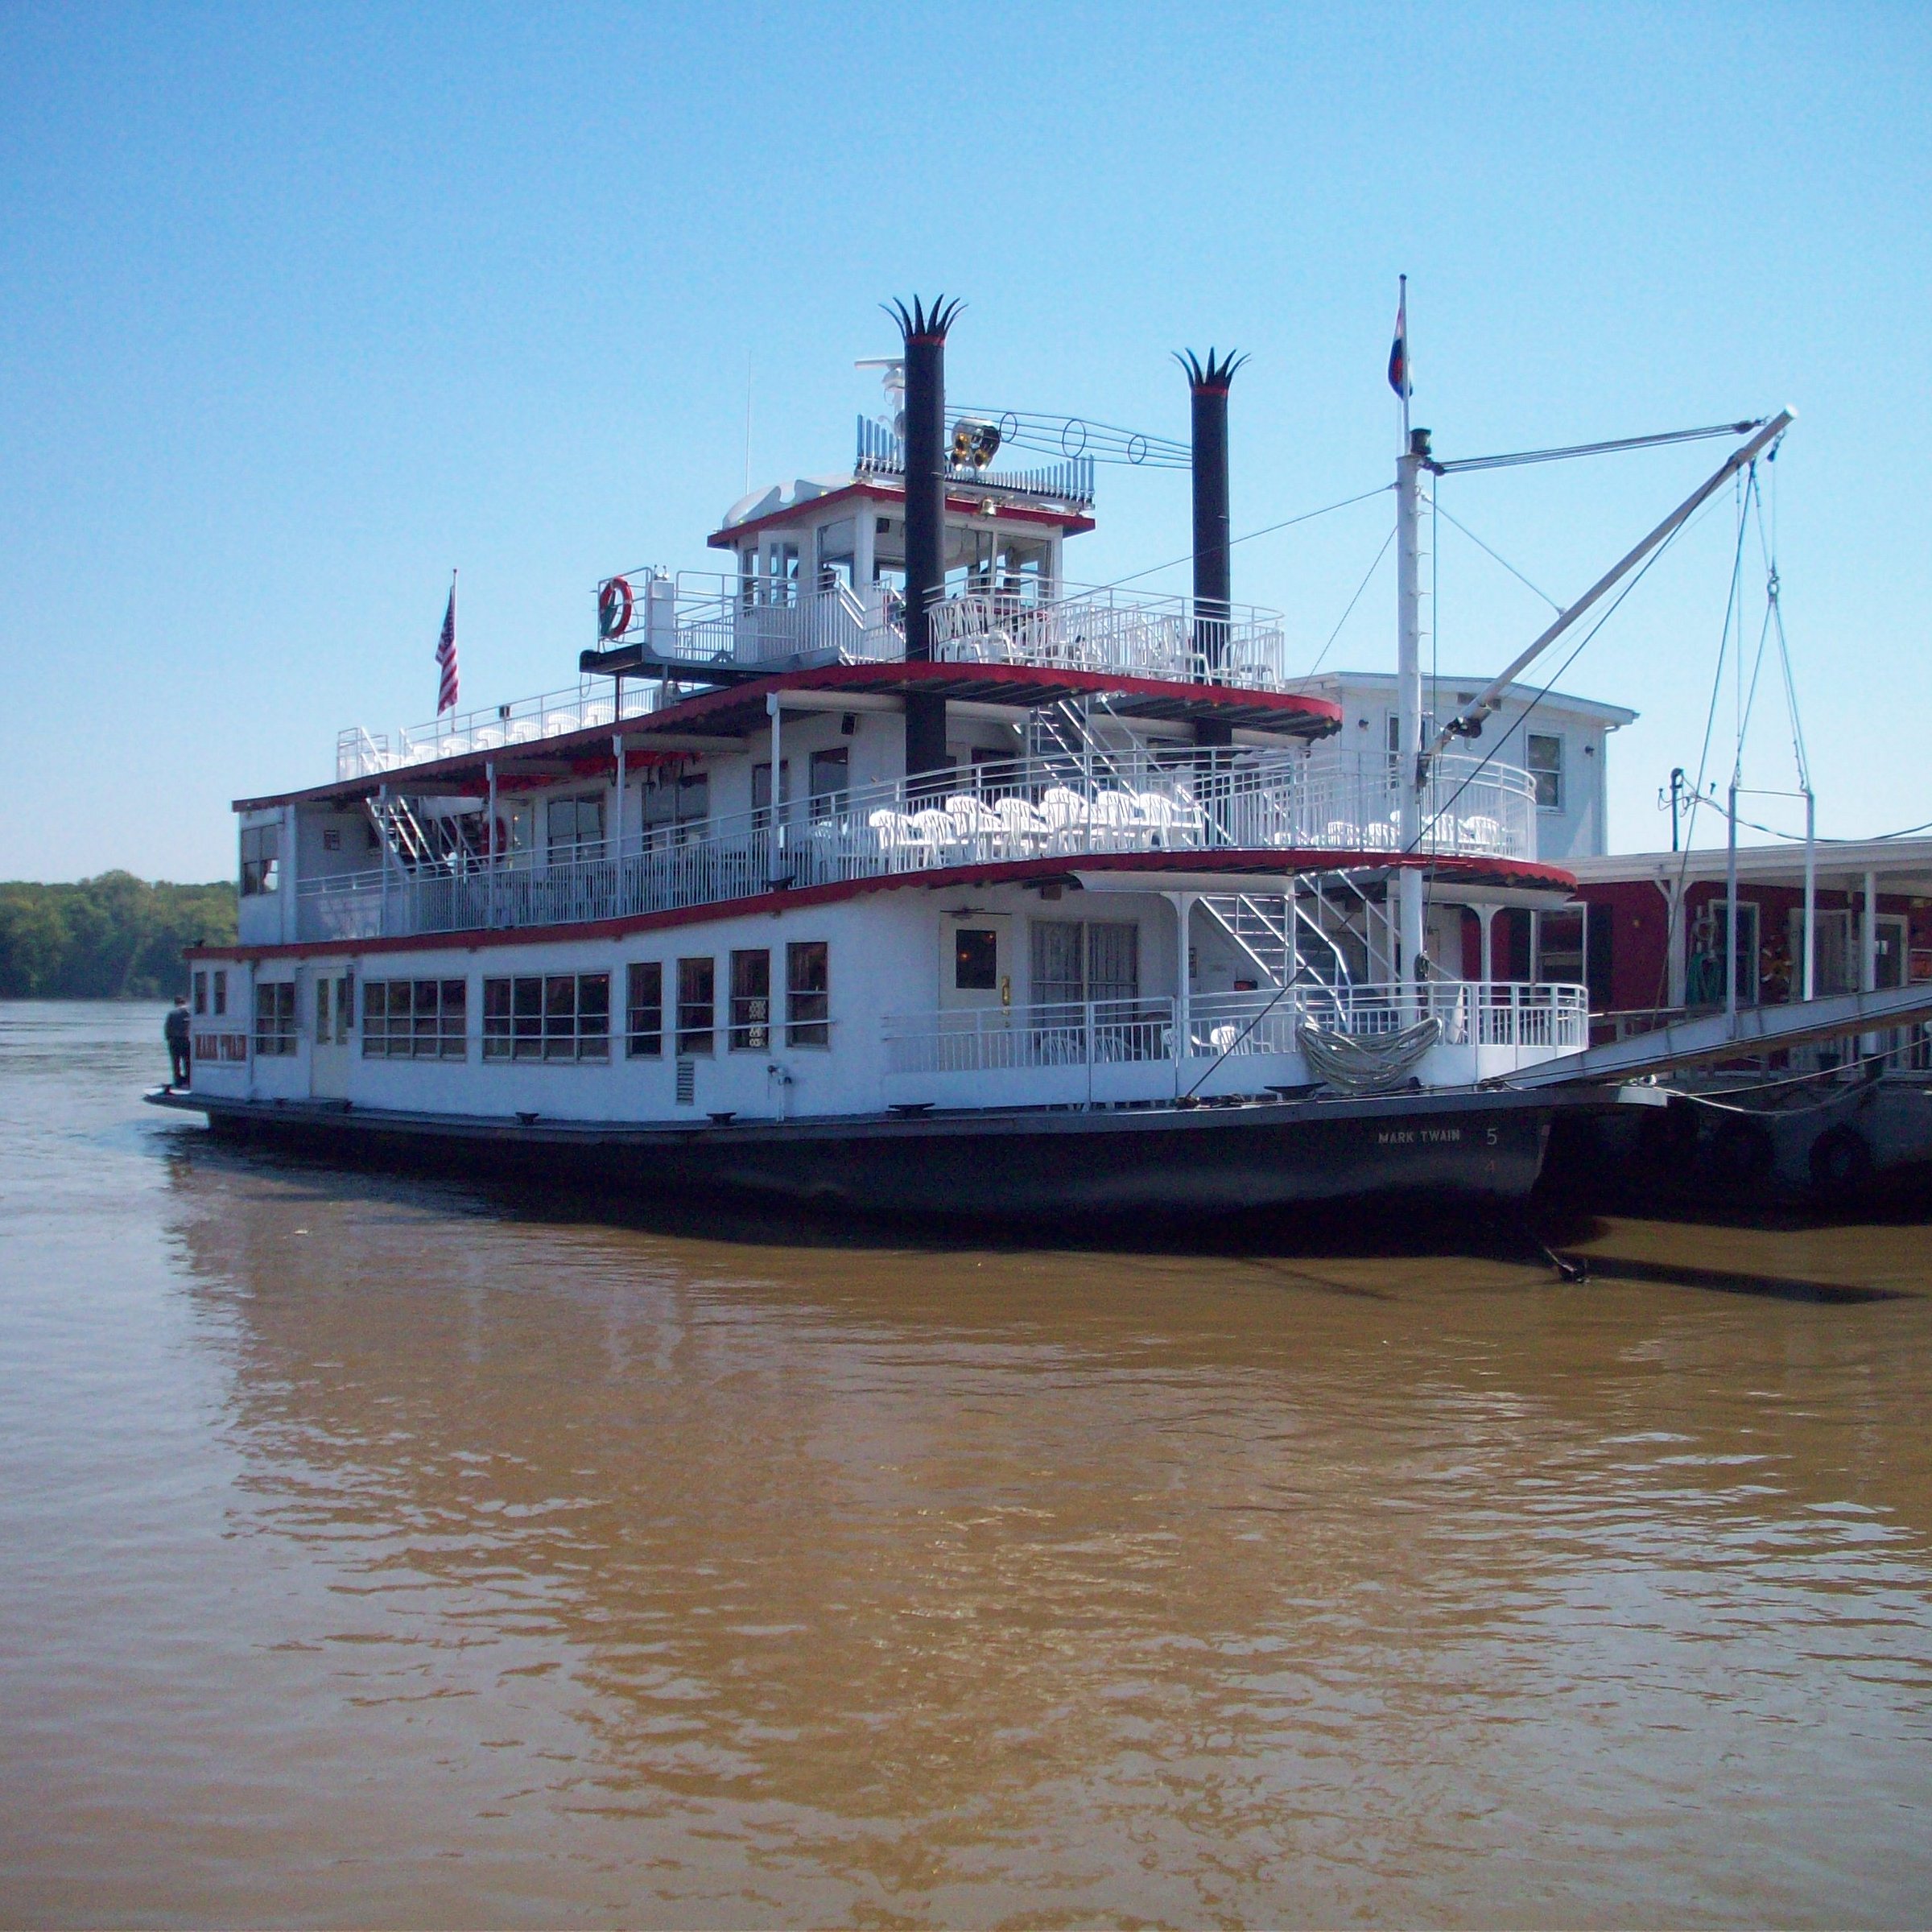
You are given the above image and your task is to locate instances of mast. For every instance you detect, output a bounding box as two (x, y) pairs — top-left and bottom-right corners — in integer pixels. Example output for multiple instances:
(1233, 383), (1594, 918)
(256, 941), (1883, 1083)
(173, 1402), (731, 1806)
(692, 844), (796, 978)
(1395, 427), (1429, 992)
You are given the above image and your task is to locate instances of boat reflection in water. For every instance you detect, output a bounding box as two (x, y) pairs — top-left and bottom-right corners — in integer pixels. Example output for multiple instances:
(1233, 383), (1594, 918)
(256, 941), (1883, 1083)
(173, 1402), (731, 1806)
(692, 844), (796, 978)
(141, 1131), (1932, 1928)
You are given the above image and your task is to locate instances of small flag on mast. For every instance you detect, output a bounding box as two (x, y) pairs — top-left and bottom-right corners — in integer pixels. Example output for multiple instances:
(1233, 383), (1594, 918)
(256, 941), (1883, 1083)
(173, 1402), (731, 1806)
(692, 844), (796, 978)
(435, 574), (459, 715)
(1387, 278), (1411, 400)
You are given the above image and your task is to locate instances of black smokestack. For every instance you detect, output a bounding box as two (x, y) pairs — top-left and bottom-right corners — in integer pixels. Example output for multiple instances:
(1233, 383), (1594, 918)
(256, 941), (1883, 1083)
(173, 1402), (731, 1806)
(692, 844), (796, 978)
(1177, 348), (1246, 678)
(890, 295), (962, 780)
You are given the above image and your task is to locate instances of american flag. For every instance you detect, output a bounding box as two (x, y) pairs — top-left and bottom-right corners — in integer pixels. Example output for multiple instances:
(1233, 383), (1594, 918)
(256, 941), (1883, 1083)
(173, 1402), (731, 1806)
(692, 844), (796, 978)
(435, 575), (459, 714)
(1387, 278), (1411, 401)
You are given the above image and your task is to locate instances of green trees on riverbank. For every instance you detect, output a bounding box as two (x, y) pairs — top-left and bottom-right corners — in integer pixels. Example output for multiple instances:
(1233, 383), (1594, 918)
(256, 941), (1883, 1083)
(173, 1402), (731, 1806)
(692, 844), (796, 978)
(0, 875), (237, 999)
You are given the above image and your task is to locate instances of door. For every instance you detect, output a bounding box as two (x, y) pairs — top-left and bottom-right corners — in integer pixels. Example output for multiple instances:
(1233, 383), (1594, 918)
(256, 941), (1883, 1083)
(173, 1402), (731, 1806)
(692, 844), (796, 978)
(941, 915), (1012, 1013)
(310, 968), (353, 1099)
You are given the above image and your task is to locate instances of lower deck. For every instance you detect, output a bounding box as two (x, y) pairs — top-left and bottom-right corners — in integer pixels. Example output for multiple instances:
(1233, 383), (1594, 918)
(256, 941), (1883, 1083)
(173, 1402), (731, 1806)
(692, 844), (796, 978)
(184, 877), (1591, 1125)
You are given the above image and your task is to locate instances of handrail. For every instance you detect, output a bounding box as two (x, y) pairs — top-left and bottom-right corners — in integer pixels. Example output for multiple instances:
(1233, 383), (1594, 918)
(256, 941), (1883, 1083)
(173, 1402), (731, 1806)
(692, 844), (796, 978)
(881, 981), (1591, 1075)
(297, 745), (1539, 944)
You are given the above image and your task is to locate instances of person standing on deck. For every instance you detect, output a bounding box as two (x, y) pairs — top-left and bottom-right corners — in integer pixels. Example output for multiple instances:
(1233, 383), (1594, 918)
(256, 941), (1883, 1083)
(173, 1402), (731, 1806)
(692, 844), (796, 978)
(163, 997), (190, 1088)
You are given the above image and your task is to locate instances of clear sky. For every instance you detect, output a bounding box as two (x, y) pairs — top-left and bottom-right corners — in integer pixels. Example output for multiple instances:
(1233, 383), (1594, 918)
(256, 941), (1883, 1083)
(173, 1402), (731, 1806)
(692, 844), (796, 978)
(3, 2), (1926, 881)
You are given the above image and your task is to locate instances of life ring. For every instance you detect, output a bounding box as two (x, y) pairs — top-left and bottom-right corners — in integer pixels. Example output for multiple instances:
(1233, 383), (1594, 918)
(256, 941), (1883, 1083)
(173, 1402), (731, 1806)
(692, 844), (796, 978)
(598, 576), (635, 641)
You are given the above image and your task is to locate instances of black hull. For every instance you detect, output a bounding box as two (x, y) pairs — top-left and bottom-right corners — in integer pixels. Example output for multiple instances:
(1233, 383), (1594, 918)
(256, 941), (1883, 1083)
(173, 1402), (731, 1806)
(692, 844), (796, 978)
(147, 1088), (1567, 1223)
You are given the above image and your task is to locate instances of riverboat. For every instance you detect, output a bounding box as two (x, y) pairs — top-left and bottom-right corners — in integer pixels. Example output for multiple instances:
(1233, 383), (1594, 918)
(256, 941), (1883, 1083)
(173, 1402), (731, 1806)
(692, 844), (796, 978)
(153, 295), (1712, 1220)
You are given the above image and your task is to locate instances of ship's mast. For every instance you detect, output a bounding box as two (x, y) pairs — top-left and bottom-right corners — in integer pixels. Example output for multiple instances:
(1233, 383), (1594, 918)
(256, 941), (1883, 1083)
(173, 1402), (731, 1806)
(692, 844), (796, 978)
(1393, 276), (1427, 993)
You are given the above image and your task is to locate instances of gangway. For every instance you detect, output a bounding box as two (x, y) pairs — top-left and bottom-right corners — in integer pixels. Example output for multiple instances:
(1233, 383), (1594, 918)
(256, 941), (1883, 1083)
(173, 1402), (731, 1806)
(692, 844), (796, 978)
(1509, 983), (1932, 1088)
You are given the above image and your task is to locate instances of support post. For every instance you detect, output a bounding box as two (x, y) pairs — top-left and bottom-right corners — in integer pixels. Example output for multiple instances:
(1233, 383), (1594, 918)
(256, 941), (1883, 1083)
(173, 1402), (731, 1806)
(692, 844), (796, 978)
(1725, 782), (1740, 1022)
(1479, 904), (1495, 985)
(766, 691), (783, 883)
(1863, 866), (1879, 1061)
(1802, 786), (1816, 1003)
(613, 734), (625, 913)
(485, 760), (497, 929)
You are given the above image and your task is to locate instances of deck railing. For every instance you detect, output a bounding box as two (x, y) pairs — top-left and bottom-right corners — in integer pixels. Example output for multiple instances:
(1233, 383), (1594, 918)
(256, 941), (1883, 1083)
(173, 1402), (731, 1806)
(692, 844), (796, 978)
(297, 747), (1538, 943)
(881, 982), (1590, 1078)
(335, 573), (1315, 780)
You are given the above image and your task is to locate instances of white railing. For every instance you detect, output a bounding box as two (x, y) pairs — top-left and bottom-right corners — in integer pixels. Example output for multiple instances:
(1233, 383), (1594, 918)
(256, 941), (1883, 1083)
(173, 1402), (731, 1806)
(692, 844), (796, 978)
(297, 745), (1541, 943)
(930, 580), (1290, 691)
(336, 680), (666, 781)
(336, 571), (1336, 782)
(881, 982), (1589, 1078)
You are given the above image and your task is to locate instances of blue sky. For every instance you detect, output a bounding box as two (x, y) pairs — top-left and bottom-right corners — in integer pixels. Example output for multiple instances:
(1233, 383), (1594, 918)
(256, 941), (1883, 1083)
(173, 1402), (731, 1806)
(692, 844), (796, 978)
(3, 2), (1926, 881)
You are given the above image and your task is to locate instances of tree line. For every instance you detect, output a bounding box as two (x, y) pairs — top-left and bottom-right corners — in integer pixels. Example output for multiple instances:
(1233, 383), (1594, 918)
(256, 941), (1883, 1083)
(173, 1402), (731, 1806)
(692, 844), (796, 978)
(0, 874), (237, 1000)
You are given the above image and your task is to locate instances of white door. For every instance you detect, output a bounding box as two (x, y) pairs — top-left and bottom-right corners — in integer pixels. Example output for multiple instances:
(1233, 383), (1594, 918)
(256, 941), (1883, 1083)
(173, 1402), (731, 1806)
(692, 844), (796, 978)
(310, 969), (353, 1100)
(941, 915), (1012, 1014)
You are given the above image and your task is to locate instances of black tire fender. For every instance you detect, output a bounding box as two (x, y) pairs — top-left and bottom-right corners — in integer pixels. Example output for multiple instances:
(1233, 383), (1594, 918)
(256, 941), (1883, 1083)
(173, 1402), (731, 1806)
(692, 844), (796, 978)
(1809, 1124), (1873, 1199)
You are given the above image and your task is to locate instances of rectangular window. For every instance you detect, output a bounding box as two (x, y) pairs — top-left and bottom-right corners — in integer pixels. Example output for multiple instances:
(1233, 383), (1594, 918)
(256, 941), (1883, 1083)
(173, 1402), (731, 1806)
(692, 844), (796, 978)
(807, 748), (849, 819)
(482, 973), (608, 1062)
(361, 978), (467, 1059)
(786, 940), (829, 1046)
(240, 823), (280, 895)
(1030, 920), (1139, 1008)
(1528, 733), (1564, 811)
(751, 761), (790, 827)
(336, 973), (353, 1045)
(315, 977), (330, 1042)
(729, 949), (770, 1051)
(322, 827), (342, 852)
(192, 971), (207, 1017)
(547, 793), (606, 860)
(626, 962), (663, 1057)
(676, 957), (715, 1055)
(254, 981), (297, 1056)
(213, 968), (227, 1016)
(955, 928), (998, 991)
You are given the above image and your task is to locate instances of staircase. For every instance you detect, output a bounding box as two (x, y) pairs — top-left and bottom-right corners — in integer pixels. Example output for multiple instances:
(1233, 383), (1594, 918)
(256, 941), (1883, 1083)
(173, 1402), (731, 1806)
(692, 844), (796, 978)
(1198, 891), (1355, 992)
(366, 795), (448, 871)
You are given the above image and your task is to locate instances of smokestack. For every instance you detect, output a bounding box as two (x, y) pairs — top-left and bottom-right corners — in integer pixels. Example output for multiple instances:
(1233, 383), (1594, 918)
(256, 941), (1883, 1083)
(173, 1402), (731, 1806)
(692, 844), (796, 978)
(1177, 349), (1246, 681)
(890, 295), (962, 781)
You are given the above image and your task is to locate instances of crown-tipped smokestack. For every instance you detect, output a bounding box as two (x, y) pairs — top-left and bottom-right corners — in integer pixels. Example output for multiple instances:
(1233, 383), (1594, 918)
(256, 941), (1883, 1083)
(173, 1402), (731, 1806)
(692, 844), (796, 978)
(1177, 349), (1246, 679)
(889, 295), (962, 780)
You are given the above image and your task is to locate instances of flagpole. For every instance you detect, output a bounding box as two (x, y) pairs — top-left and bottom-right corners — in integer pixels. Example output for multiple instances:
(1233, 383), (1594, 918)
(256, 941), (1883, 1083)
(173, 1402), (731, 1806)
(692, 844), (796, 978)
(1397, 274), (1410, 451)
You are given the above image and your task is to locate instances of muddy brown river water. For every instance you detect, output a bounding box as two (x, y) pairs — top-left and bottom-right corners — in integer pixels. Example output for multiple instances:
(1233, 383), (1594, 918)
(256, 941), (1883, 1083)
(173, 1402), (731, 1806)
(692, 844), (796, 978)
(2, 1001), (1930, 1928)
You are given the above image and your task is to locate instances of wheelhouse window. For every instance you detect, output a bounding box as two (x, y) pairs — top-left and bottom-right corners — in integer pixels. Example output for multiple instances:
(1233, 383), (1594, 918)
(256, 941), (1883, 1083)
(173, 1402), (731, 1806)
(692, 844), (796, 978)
(240, 824), (280, 895)
(786, 941), (829, 1046)
(362, 979), (467, 1059)
(1528, 733), (1564, 811)
(729, 950), (770, 1051)
(626, 963), (663, 1058)
(213, 968), (227, 1016)
(676, 957), (715, 1055)
(482, 973), (609, 1062)
(254, 981), (297, 1056)
(192, 971), (207, 1016)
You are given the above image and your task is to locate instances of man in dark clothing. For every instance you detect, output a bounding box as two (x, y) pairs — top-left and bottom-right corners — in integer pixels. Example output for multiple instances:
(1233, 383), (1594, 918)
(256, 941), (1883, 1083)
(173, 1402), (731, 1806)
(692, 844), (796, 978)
(164, 997), (192, 1088)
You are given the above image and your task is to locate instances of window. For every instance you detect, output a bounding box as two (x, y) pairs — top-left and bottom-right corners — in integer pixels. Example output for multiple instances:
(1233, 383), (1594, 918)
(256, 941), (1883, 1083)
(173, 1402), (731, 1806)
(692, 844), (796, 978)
(751, 760), (790, 828)
(626, 962), (663, 1057)
(363, 978), (467, 1059)
(1528, 733), (1564, 811)
(240, 823), (280, 895)
(213, 968), (227, 1016)
(315, 977), (330, 1042)
(643, 769), (709, 838)
(676, 957), (715, 1055)
(322, 828), (342, 852)
(336, 973), (353, 1045)
(807, 748), (849, 819)
(548, 793), (605, 860)
(254, 981), (297, 1056)
(1031, 920), (1139, 1009)
(955, 929), (998, 991)
(786, 941), (829, 1046)
(765, 543), (799, 606)
(729, 949), (770, 1051)
(481, 973), (609, 1062)
(192, 971), (207, 1016)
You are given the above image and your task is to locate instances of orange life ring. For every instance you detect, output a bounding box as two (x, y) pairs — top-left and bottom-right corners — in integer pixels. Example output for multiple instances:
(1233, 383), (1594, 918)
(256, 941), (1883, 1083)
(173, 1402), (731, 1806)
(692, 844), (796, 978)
(598, 576), (634, 640)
